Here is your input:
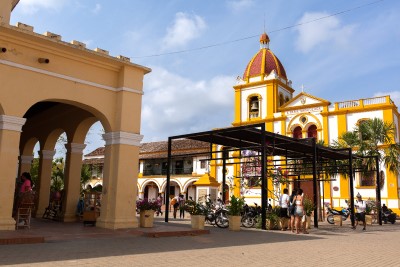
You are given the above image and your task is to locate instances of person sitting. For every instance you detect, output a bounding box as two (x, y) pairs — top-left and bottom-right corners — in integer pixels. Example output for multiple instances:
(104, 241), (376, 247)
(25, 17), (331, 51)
(382, 204), (388, 213)
(20, 172), (33, 193)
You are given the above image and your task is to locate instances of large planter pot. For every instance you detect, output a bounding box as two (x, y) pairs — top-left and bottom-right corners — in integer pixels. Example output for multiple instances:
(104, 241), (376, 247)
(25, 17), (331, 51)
(305, 215), (312, 229)
(266, 219), (279, 230)
(191, 215), (205, 230)
(279, 217), (289, 230)
(333, 215), (342, 226)
(365, 214), (373, 225)
(229, 215), (241, 231)
(140, 210), (155, 228)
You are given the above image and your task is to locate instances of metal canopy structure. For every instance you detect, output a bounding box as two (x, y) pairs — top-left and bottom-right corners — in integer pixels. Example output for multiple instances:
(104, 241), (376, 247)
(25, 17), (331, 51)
(164, 123), (381, 229)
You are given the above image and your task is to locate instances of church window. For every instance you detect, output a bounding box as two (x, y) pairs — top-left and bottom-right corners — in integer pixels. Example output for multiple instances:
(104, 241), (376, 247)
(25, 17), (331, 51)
(307, 125), (317, 138)
(279, 93), (284, 107)
(358, 170), (375, 187)
(293, 126), (302, 139)
(285, 96), (290, 103)
(300, 116), (307, 124)
(249, 96), (260, 119)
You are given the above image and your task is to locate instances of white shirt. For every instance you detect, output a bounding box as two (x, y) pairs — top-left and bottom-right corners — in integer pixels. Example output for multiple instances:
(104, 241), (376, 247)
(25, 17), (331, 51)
(279, 194), (290, 208)
(355, 199), (366, 213)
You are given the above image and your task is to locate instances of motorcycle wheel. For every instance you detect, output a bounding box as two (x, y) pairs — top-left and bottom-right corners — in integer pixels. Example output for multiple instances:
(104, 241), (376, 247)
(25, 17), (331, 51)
(215, 215), (229, 228)
(241, 216), (255, 228)
(390, 219), (396, 224)
(327, 215), (334, 224)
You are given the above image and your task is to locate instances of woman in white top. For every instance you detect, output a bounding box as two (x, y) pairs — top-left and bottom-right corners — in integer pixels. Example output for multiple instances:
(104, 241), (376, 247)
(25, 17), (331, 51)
(292, 188), (308, 234)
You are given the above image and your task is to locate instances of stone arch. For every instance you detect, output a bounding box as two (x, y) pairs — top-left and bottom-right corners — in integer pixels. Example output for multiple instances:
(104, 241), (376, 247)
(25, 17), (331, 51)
(160, 179), (182, 193)
(182, 178), (199, 192)
(20, 137), (39, 156)
(141, 179), (161, 191)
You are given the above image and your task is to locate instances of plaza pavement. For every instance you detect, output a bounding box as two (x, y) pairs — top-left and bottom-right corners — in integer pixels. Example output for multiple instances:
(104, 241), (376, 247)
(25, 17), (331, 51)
(0, 216), (399, 267)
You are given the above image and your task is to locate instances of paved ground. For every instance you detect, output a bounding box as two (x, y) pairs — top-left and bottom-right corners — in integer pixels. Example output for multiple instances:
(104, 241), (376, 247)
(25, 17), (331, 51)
(0, 216), (399, 267)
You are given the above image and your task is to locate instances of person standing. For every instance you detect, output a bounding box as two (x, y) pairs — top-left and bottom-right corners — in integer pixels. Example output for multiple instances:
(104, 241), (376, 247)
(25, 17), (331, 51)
(289, 189), (297, 232)
(352, 193), (367, 231)
(171, 195), (179, 219)
(293, 188), (308, 234)
(178, 194), (185, 219)
(279, 188), (290, 231)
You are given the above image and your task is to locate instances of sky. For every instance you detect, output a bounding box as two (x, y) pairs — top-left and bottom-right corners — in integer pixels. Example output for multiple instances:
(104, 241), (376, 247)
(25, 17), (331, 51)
(10, 0), (400, 156)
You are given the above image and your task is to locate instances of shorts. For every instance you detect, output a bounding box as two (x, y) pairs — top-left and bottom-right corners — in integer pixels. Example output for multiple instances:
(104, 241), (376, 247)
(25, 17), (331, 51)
(355, 212), (365, 222)
(280, 208), (289, 218)
(294, 206), (303, 217)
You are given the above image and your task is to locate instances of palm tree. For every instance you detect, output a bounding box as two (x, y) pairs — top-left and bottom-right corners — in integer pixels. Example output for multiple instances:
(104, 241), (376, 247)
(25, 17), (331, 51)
(333, 118), (400, 178)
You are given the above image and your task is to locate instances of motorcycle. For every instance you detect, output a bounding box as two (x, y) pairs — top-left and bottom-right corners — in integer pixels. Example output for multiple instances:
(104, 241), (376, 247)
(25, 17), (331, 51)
(382, 209), (397, 224)
(241, 203), (262, 228)
(326, 203), (351, 224)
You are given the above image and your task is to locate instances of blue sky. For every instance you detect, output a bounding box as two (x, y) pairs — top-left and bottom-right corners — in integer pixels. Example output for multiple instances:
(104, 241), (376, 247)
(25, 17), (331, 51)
(10, 0), (400, 155)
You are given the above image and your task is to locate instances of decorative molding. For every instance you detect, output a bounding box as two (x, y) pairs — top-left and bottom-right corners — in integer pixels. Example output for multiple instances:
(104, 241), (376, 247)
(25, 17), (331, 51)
(19, 155), (34, 164)
(39, 150), (56, 160)
(116, 87), (143, 95)
(0, 115), (26, 132)
(65, 143), (86, 154)
(0, 59), (143, 95)
(103, 131), (143, 146)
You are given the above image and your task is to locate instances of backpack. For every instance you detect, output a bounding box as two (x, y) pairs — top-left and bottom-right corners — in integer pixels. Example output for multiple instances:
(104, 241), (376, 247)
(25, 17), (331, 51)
(171, 198), (177, 206)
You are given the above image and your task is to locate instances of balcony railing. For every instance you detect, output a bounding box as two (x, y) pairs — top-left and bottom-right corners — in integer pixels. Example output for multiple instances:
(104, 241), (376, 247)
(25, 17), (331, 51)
(143, 167), (193, 176)
(336, 96), (391, 110)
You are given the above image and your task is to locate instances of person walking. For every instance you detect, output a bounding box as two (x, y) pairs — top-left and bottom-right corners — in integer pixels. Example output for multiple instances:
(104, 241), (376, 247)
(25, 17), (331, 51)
(279, 188), (290, 231)
(352, 192), (367, 231)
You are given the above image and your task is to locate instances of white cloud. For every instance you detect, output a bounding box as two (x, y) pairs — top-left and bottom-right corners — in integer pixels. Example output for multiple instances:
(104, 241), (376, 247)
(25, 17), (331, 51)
(91, 3), (101, 14)
(162, 12), (206, 50)
(295, 12), (356, 53)
(141, 67), (234, 141)
(226, 0), (254, 12)
(17, 0), (67, 14)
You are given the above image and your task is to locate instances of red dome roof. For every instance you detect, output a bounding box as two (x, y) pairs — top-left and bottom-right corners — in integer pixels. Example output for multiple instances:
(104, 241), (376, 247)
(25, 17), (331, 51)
(243, 34), (287, 80)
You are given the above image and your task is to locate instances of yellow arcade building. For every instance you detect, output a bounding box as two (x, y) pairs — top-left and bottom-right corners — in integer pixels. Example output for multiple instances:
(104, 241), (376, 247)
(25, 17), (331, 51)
(0, 1), (150, 230)
(223, 32), (400, 213)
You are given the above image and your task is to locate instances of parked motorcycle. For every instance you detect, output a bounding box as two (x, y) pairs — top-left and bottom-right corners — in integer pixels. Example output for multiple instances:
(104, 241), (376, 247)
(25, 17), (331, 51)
(382, 209), (397, 224)
(326, 203), (351, 224)
(241, 203), (262, 228)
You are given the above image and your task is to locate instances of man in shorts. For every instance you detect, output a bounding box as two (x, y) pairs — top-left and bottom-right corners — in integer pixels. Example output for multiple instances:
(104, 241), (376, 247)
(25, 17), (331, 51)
(352, 193), (366, 231)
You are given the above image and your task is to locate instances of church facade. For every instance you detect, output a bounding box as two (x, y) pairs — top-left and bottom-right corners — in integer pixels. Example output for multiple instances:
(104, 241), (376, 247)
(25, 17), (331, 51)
(221, 32), (400, 213)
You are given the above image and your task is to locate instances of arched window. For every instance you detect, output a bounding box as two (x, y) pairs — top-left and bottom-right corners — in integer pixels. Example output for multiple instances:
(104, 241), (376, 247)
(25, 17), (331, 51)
(249, 96), (259, 119)
(293, 126), (302, 139)
(285, 96), (290, 103)
(307, 125), (317, 138)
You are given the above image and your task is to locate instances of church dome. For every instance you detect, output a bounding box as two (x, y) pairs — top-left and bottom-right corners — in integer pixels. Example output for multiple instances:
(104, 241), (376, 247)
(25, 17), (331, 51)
(243, 32), (287, 80)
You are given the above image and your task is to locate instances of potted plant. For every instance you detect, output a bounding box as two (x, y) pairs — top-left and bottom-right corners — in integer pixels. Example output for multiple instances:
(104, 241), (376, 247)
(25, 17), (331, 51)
(184, 199), (206, 229)
(303, 196), (314, 229)
(266, 206), (280, 230)
(136, 198), (161, 228)
(226, 195), (245, 231)
(365, 199), (377, 225)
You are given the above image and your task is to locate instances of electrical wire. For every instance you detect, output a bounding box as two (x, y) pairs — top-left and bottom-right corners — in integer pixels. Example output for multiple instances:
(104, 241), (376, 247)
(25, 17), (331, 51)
(131, 0), (384, 59)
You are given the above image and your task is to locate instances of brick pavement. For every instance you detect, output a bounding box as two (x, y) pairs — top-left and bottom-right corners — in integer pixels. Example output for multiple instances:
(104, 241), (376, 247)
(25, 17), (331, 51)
(0, 217), (399, 266)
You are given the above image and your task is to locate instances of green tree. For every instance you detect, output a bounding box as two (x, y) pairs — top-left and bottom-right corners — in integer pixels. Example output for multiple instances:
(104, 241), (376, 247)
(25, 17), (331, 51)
(333, 118), (400, 177)
(51, 158), (65, 192)
(80, 164), (92, 192)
